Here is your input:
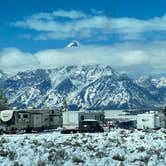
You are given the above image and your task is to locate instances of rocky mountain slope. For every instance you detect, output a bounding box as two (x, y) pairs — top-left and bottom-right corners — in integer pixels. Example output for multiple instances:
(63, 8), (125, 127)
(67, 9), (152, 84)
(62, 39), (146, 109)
(135, 76), (166, 106)
(0, 65), (164, 110)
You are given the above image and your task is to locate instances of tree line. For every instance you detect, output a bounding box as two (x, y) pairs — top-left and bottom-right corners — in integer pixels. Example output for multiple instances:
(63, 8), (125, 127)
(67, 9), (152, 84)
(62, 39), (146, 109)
(0, 89), (8, 111)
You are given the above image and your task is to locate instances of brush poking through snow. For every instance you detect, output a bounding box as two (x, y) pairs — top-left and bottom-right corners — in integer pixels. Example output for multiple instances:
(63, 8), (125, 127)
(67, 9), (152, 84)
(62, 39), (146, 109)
(0, 129), (166, 166)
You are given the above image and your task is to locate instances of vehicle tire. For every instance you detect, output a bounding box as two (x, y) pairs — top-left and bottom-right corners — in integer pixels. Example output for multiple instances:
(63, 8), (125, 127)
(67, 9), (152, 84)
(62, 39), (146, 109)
(100, 128), (104, 132)
(61, 130), (68, 134)
(0, 129), (3, 135)
(25, 128), (32, 133)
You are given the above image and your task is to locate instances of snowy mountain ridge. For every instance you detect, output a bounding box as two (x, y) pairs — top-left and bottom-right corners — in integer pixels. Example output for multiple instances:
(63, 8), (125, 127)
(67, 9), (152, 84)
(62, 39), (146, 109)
(0, 65), (166, 110)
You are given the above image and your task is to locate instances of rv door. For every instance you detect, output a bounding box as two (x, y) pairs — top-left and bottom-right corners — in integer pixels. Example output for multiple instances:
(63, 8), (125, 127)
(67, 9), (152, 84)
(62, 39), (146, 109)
(31, 114), (42, 128)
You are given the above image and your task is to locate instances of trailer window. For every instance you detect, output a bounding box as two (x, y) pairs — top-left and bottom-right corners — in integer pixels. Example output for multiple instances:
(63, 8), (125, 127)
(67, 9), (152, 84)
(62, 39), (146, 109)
(18, 114), (21, 119)
(81, 121), (98, 126)
(23, 114), (28, 119)
(50, 117), (53, 122)
(81, 116), (84, 121)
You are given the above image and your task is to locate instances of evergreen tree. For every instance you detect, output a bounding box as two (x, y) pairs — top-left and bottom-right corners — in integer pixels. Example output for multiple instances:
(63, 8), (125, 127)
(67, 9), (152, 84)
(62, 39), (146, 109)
(163, 106), (166, 115)
(163, 106), (166, 128)
(0, 89), (8, 110)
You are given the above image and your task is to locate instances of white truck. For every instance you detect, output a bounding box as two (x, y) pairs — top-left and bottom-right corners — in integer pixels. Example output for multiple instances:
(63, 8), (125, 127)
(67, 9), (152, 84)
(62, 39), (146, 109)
(137, 111), (165, 129)
(61, 111), (104, 133)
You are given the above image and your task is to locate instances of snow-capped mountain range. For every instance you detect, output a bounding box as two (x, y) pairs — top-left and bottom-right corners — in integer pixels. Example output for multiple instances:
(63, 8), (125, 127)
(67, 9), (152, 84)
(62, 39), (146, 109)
(0, 65), (166, 110)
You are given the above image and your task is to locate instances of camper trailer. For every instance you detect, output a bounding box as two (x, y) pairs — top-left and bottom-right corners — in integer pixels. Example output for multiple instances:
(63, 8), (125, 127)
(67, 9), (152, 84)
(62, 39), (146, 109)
(61, 111), (104, 133)
(0, 109), (62, 133)
(137, 111), (165, 129)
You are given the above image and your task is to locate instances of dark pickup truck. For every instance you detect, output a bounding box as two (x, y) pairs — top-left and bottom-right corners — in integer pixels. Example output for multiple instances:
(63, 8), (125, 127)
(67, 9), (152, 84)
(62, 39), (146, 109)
(79, 119), (104, 133)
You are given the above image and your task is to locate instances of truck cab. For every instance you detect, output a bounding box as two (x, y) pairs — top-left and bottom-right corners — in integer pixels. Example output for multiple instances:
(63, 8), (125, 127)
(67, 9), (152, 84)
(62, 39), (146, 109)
(79, 119), (104, 133)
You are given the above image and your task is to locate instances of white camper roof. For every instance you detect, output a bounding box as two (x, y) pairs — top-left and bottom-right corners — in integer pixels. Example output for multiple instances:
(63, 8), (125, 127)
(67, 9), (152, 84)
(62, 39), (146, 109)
(0, 110), (14, 122)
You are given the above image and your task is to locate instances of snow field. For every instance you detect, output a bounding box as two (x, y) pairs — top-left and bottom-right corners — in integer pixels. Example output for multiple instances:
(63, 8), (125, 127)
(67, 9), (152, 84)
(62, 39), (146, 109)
(0, 129), (165, 166)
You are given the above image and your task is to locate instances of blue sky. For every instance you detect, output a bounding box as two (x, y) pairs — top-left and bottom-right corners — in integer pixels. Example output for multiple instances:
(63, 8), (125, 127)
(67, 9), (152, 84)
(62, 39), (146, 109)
(1, 0), (166, 51)
(1, 0), (166, 77)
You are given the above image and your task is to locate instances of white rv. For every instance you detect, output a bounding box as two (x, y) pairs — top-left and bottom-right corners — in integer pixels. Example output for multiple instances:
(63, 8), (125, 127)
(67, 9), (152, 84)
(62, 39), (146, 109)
(137, 111), (165, 129)
(61, 111), (104, 133)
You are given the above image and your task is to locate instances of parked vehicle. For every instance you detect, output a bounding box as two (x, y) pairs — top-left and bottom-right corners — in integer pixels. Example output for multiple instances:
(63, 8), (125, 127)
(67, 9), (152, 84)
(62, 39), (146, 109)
(0, 109), (62, 133)
(61, 111), (104, 133)
(79, 119), (104, 133)
(118, 120), (136, 129)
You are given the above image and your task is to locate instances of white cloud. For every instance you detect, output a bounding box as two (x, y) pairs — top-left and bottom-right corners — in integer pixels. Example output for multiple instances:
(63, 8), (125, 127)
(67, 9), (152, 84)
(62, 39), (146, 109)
(1, 41), (166, 76)
(0, 48), (38, 72)
(12, 10), (166, 40)
(30, 10), (86, 20)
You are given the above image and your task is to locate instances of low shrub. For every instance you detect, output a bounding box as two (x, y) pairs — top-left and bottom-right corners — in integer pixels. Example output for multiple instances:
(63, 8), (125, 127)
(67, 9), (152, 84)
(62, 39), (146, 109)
(72, 156), (84, 164)
(112, 154), (125, 161)
(0, 149), (8, 157)
(37, 159), (46, 166)
(136, 146), (145, 152)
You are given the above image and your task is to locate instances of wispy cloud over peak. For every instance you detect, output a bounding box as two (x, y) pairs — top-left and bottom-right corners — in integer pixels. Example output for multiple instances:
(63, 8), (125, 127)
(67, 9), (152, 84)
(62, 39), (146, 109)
(1, 41), (166, 76)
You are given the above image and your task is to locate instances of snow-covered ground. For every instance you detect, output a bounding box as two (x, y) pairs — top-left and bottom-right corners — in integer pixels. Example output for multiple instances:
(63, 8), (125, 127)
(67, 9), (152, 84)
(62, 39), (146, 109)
(0, 129), (166, 166)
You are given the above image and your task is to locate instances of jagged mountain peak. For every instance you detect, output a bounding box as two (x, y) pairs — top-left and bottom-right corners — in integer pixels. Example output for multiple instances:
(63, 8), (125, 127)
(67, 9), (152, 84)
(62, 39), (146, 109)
(66, 40), (79, 48)
(152, 77), (166, 88)
(136, 76), (153, 88)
